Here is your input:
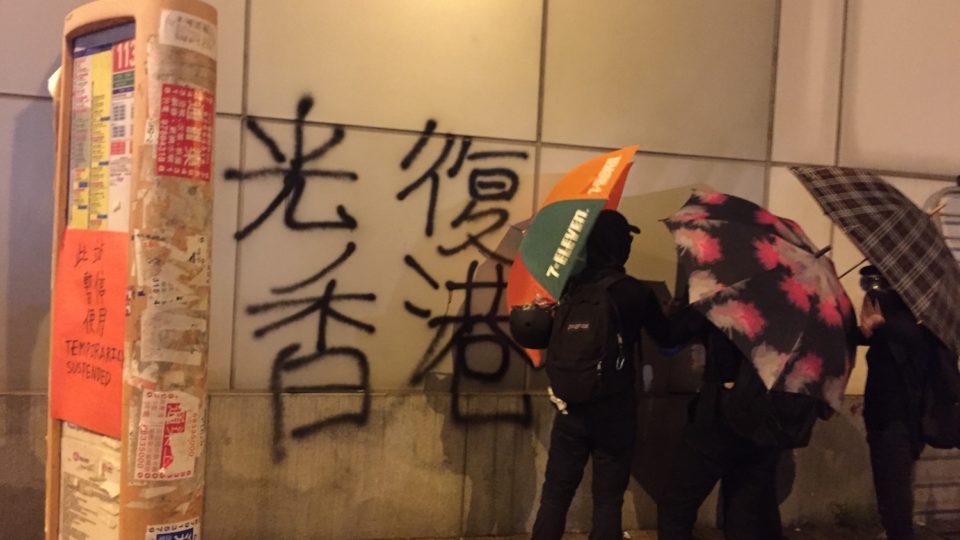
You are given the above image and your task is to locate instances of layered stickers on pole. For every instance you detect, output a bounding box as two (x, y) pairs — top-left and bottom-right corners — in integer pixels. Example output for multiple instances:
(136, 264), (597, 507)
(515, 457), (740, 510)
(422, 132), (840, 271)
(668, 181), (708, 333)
(134, 391), (201, 481)
(146, 516), (199, 540)
(156, 83), (214, 182)
(159, 9), (216, 59)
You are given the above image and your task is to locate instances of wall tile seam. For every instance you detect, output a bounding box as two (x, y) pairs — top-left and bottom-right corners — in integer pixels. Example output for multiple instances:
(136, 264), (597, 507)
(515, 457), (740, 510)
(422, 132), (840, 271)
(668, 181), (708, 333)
(0, 109), (940, 183)
(531, 0), (550, 215)
(833, 0), (851, 168)
(0, 92), (52, 102)
(769, 160), (958, 184)
(212, 111), (779, 169)
(214, 112), (768, 168)
(218, 121), (960, 182)
(761, 0), (784, 210)
(228, 0), (253, 392)
(520, 0), (551, 404)
(211, 114), (955, 182)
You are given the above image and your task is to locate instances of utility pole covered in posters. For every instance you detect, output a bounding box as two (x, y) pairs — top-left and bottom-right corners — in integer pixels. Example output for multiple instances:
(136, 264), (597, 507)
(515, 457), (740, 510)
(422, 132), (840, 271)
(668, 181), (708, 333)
(47, 1), (216, 538)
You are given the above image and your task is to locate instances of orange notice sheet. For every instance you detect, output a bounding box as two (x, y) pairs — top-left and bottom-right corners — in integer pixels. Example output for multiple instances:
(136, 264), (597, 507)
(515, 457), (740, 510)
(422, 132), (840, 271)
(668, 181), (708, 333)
(51, 229), (127, 438)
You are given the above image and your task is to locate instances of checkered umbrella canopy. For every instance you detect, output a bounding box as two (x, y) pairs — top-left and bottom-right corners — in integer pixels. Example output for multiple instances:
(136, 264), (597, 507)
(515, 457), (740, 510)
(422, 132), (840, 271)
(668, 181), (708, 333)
(789, 166), (960, 356)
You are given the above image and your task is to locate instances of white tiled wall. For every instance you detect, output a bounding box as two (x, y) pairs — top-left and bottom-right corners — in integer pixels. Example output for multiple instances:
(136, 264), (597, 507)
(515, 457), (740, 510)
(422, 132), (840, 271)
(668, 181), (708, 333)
(208, 118), (242, 389)
(542, 0), (777, 160)
(767, 167), (832, 249)
(246, 0), (543, 140)
(771, 0), (844, 165)
(1, 0), (957, 392)
(205, 0), (246, 114)
(0, 96), (56, 390)
(0, 0), (88, 96)
(540, 147), (767, 203)
(839, 0), (960, 176)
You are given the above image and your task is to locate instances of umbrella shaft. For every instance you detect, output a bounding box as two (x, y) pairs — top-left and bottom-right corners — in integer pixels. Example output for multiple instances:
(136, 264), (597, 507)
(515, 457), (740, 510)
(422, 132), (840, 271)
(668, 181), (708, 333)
(838, 256), (869, 279)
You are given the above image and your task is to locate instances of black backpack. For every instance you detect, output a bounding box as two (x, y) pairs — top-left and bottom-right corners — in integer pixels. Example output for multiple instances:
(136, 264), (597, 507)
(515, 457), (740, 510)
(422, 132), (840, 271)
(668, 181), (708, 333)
(920, 339), (960, 449)
(546, 274), (630, 404)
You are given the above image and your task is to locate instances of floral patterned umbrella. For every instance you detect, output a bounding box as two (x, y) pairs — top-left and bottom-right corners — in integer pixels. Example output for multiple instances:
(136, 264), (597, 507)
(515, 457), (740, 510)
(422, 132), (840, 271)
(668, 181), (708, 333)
(664, 191), (857, 410)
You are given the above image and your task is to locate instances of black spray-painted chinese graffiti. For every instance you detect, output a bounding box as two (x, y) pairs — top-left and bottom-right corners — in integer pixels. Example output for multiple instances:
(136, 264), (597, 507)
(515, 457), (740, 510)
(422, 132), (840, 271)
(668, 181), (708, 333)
(229, 101), (536, 461)
(397, 119), (525, 263)
(225, 96), (358, 240)
(228, 96), (375, 462)
(408, 260), (532, 423)
(399, 120), (532, 425)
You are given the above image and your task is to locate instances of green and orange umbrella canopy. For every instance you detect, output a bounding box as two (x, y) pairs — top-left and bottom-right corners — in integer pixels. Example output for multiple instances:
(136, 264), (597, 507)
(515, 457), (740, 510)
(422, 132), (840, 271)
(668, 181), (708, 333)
(506, 145), (639, 365)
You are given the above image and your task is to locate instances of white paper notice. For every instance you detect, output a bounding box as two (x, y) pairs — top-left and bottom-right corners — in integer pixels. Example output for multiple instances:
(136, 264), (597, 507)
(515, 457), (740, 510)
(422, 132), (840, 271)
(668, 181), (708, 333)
(159, 10), (216, 59)
(60, 424), (121, 540)
(134, 391), (201, 481)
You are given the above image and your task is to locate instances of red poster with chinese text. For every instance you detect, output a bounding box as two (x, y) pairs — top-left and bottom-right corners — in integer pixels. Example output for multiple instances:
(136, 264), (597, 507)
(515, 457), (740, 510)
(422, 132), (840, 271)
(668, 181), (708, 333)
(156, 83), (213, 182)
(51, 229), (127, 438)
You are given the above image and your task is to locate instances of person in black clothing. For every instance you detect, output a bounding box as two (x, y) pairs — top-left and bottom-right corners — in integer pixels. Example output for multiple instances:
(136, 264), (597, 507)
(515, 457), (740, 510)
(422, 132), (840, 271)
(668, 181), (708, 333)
(531, 210), (700, 540)
(656, 323), (786, 540)
(857, 265), (934, 540)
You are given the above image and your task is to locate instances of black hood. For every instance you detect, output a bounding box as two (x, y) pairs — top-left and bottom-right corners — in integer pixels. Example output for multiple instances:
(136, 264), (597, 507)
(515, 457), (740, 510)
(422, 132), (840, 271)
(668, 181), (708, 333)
(585, 210), (639, 271)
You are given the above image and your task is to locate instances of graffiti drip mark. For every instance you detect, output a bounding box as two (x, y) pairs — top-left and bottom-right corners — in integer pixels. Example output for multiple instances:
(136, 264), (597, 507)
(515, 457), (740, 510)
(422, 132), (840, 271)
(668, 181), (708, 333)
(417, 261), (532, 424)
(403, 255), (440, 290)
(270, 242), (357, 295)
(225, 95), (359, 240)
(407, 261), (532, 425)
(271, 343), (371, 463)
(404, 301), (432, 319)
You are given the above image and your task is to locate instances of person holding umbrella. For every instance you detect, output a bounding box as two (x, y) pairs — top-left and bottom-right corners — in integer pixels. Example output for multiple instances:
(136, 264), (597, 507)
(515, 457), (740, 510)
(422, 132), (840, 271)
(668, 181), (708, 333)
(788, 166), (960, 540)
(858, 265), (947, 540)
(656, 191), (856, 540)
(508, 146), (707, 538)
(530, 209), (705, 540)
(656, 318), (791, 540)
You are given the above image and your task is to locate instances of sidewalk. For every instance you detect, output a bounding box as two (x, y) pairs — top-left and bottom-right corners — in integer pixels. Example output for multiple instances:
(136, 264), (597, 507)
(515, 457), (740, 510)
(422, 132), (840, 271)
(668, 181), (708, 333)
(401, 525), (955, 540)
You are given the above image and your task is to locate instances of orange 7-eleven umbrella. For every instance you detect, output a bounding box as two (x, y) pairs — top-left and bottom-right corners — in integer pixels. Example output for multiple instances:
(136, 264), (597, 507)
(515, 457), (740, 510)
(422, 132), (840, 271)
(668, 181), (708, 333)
(507, 145), (639, 367)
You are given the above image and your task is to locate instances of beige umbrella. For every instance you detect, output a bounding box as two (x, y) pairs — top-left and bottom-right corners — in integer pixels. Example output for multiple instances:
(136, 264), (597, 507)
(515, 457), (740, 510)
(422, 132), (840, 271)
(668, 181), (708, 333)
(620, 183), (713, 299)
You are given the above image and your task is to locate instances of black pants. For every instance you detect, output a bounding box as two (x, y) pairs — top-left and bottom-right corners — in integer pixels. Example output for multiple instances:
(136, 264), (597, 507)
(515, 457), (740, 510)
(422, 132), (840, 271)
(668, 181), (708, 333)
(532, 394), (636, 540)
(867, 421), (923, 540)
(657, 430), (783, 540)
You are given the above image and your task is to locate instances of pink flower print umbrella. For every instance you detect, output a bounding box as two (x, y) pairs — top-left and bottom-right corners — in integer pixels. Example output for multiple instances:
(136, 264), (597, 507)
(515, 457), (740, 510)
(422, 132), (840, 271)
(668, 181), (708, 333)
(664, 191), (857, 410)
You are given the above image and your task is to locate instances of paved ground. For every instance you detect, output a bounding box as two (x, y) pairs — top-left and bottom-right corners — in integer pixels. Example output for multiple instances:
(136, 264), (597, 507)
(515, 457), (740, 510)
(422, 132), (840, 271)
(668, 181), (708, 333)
(395, 525), (955, 539)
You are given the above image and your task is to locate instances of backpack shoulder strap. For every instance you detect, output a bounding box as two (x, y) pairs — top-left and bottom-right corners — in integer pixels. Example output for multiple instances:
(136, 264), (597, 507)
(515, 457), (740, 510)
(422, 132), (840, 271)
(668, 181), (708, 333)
(597, 273), (631, 368)
(595, 273), (629, 323)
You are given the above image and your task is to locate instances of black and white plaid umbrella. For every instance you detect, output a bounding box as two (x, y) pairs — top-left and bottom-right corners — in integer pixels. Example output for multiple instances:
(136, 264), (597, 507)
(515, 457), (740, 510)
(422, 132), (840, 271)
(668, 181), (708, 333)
(789, 166), (960, 356)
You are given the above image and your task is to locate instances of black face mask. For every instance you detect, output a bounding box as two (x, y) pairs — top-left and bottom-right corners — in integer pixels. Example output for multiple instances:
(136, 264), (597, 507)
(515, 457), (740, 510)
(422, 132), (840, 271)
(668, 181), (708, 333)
(585, 210), (638, 269)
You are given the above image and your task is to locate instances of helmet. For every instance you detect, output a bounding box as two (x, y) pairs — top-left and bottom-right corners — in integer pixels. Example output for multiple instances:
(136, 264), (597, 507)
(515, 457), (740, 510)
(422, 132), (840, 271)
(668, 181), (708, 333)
(509, 304), (556, 349)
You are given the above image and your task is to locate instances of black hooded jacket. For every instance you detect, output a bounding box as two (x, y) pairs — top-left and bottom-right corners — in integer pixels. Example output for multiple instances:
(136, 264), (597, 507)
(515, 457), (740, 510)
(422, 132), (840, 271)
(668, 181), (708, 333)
(860, 289), (933, 437)
(563, 211), (699, 389)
